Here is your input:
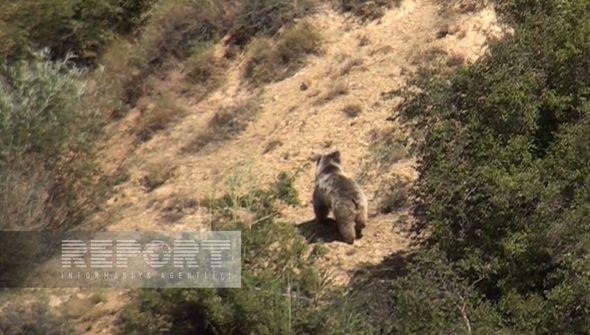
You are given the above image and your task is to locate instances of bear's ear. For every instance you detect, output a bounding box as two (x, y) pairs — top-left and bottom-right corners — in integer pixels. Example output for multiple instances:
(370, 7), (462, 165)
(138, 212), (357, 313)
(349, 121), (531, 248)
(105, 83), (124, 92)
(330, 150), (341, 163)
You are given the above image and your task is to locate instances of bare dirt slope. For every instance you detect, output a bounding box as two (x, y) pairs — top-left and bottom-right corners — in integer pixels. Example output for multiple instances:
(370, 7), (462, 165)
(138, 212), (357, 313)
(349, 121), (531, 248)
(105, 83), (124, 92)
(91, 0), (507, 287)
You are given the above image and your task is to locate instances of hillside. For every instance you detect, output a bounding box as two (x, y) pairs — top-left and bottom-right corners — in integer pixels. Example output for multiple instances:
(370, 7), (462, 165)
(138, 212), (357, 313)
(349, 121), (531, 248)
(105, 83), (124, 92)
(92, 0), (507, 287)
(6, 0), (563, 333)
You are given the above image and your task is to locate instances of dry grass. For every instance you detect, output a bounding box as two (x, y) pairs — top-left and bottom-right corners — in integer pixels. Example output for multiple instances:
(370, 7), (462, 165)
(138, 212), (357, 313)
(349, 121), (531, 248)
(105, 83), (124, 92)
(0, 168), (51, 230)
(335, 0), (402, 21)
(184, 43), (224, 100)
(135, 95), (186, 141)
(161, 193), (199, 223)
(337, 57), (364, 77)
(379, 177), (409, 214)
(0, 301), (77, 335)
(185, 44), (221, 84)
(263, 139), (283, 154)
(244, 22), (320, 85)
(227, 0), (316, 47)
(276, 21), (321, 63)
(136, 1), (225, 66)
(436, 0), (489, 14)
(446, 53), (467, 67)
(183, 97), (261, 154)
(342, 103), (362, 118)
(370, 128), (409, 166)
(60, 295), (99, 319)
(412, 46), (448, 65)
(97, 1), (230, 114)
(243, 37), (276, 84)
(140, 160), (176, 192)
(315, 81), (349, 105)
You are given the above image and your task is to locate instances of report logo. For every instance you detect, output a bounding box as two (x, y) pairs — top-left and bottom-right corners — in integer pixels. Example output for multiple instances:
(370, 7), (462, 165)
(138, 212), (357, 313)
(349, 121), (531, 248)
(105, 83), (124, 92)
(0, 231), (241, 288)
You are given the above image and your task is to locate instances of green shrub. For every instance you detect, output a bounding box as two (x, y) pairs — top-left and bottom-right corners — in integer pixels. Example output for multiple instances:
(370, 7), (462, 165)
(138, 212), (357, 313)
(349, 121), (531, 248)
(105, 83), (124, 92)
(0, 52), (102, 229)
(185, 44), (219, 85)
(385, 250), (505, 334)
(0, 53), (99, 164)
(389, 0), (590, 332)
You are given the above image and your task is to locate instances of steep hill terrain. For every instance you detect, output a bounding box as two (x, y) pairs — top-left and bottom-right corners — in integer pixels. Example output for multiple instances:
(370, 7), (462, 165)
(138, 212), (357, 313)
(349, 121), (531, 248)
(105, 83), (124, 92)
(29, 1), (512, 334)
(91, 0), (507, 287)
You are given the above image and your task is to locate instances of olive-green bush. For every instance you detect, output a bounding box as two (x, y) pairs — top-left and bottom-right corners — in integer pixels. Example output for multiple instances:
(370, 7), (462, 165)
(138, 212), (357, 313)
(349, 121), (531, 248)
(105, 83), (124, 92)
(0, 52), (102, 229)
(385, 1), (590, 333)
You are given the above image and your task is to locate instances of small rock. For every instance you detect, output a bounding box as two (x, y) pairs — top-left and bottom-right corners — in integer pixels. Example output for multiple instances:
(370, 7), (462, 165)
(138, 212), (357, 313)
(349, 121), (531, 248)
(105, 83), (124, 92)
(436, 25), (450, 39)
(300, 80), (310, 91)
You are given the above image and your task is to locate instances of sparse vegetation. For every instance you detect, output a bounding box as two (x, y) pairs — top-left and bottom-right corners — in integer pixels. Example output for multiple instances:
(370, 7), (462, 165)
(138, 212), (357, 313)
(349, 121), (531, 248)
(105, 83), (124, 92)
(0, 0), (154, 65)
(244, 22), (321, 85)
(274, 172), (301, 206)
(119, 0), (228, 107)
(141, 161), (176, 192)
(369, 129), (408, 166)
(61, 295), (100, 319)
(337, 57), (364, 77)
(446, 53), (466, 67)
(335, 0), (401, 21)
(263, 139), (283, 153)
(135, 95), (186, 141)
(185, 43), (223, 97)
(228, 0), (316, 47)
(316, 81), (349, 105)
(161, 192), (199, 223)
(119, 173), (369, 335)
(133, 1), (225, 69)
(379, 178), (408, 214)
(183, 97), (261, 153)
(0, 301), (78, 335)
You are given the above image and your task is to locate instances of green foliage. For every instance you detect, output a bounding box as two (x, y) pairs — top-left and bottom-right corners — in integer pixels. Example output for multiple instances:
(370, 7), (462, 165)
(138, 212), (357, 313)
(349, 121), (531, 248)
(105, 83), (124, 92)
(0, 0), (154, 65)
(0, 52), (99, 165)
(0, 52), (102, 229)
(391, 0), (590, 332)
(385, 250), (506, 335)
(119, 174), (369, 334)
